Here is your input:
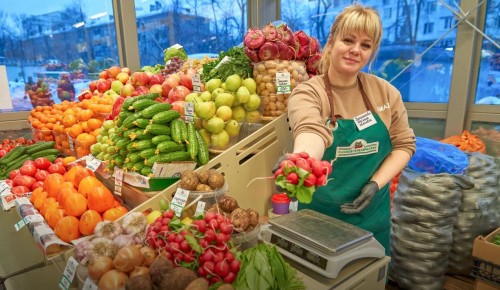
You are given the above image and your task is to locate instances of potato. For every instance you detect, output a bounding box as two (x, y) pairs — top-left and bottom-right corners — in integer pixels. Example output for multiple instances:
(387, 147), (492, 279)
(180, 171), (199, 190)
(207, 170), (225, 189)
(159, 267), (197, 290)
(126, 275), (153, 290)
(216, 284), (235, 290)
(185, 277), (209, 290)
(246, 208), (259, 228)
(219, 196), (239, 213)
(231, 208), (251, 231)
(195, 184), (212, 192)
(196, 170), (210, 185)
(149, 256), (174, 286)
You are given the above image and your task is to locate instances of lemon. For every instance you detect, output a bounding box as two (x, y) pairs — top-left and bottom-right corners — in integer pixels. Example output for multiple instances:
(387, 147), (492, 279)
(146, 210), (162, 224)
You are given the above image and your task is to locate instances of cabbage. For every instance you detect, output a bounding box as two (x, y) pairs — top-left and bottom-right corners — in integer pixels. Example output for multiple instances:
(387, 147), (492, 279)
(163, 44), (188, 64)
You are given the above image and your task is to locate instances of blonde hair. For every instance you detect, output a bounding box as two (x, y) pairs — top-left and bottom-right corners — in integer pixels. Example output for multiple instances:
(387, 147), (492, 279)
(319, 4), (382, 74)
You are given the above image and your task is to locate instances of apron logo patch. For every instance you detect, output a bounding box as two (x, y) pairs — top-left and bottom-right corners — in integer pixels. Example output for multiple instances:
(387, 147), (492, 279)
(336, 139), (379, 158)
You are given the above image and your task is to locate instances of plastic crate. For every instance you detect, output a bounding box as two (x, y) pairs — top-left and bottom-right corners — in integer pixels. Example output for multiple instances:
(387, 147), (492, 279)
(472, 257), (500, 287)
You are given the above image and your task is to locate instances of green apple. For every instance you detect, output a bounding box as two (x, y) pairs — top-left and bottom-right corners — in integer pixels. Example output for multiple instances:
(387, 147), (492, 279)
(195, 101), (216, 120)
(206, 116), (225, 134)
(243, 94), (261, 111)
(232, 106), (246, 122)
(215, 93), (234, 108)
(199, 91), (212, 102)
(225, 74), (242, 92)
(198, 129), (211, 145)
(242, 78), (257, 94)
(211, 88), (225, 99)
(225, 119), (240, 137)
(236, 86), (251, 104)
(111, 80), (123, 94)
(221, 82), (227, 91)
(206, 78), (222, 93)
(185, 92), (199, 103)
(216, 105), (233, 122)
(246, 110), (262, 123)
(211, 130), (230, 148)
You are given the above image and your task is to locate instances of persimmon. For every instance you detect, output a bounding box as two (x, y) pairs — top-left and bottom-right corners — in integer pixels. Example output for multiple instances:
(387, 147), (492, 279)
(64, 193), (87, 217)
(44, 173), (66, 198)
(30, 187), (44, 204)
(33, 191), (48, 211)
(73, 168), (95, 189)
(79, 210), (103, 235)
(78, 176), (101, 197)
(40, 197), (58, 217)
(54, 216), (81, 243)
(102, 206), (128, 221)
(87, 118), (103, 131)
(64, 166), (88, 188)
(57, 182), (78, 208)
(46, 208), (65, 229)
(87, 185), (114, 213)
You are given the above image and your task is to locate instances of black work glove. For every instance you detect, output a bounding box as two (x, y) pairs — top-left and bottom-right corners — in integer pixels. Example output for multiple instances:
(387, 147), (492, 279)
(341, 181), (379, 214)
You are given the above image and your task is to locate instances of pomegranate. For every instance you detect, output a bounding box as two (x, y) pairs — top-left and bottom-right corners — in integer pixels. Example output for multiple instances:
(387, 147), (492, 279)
(244, 47), (260, 63)
(161, 76), (180, 97)
(244, 28), (266, 49)
(167, 85), (191, 103)
(258, 42), (279, 61)
(306, 53), (322, 75)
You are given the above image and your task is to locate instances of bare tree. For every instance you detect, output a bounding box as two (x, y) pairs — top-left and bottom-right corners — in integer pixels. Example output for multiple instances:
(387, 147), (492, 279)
(281, 0), (307, 32)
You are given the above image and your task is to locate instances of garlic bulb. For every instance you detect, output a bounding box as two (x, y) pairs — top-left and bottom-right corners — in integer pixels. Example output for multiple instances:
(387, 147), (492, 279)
(121, 212), (147, 235)
(94, 221), (123, 240)
(85, 237), (119, 260)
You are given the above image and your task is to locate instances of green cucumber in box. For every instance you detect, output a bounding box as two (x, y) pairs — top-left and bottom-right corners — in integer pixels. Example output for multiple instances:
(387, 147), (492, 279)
(132, 118), (151, 129)
(129, 99), (157, 112)
(141, 103), (172, 119)
(152, 135), (172, 145)
(144, 124), (171, 136)
(156, 141), (185, 154)
(151, 110), (181, 125)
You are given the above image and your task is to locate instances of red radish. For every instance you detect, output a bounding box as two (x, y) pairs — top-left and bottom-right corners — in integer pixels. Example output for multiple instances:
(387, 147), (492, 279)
(304, 174), (317, 187)
(321, 160), (333, 175)
(316, 174), (327, 186)
(258, 42), (279, 61)
(273, 168), (284, 179)
(287, 153), (300, 163)
(295, 158), (311, 171)
(286, 172), (299, 185)
(244, 28), (266, 49)
(298, 152), (310, 159)
(215, 260), (230, 278)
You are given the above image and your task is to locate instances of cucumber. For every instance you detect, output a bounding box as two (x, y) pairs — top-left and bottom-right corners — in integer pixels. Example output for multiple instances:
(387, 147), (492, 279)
(140, 103), (172, 119)
(144, 124), (171, 136)
(122, 112), (142, 130)
(125, 152), (143, 164)
(178, 120), (188, 143)
(131, 140), (155, 151)
(132, 118), (151, 129)
(30, 148), (60, 159)
(156, 151), (191, 163)
(129, 99), (157, 111)
(152, 135), (172, 145)
(196, 130), (210, 165)
(139, 148), (157, 159)
(121, 93), (160, 112)
(132, 161), (145, 172)
(25, 141), (55, 155)
(171, 119), (183, 144)
(0, 146), (27, 165)
(186, 122), (198, 159)
(151, 110), (181, 125)
(141, 166), (153, 176)
(156, 141), (185, 154)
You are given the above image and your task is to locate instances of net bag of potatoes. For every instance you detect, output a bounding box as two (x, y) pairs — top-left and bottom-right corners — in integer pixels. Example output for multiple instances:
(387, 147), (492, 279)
(253, 60), (309, 118)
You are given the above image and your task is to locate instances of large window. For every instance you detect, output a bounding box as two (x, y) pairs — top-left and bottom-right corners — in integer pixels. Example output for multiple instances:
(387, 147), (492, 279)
(0, 0), (118, 113)
(280, 0), (459, 103)
(134, 0), (247, 67)
(474, 0), (500, 105)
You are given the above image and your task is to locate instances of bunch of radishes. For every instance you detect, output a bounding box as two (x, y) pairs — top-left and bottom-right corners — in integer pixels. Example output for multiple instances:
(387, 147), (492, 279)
(145, 210), (241, 285)
(243, 23), (322, 76)
(5, 157), (66, 196)
(274, 152), (332, 203)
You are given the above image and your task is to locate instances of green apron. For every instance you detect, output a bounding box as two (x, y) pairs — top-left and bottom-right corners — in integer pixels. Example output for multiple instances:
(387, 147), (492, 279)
(298, 75), (393, 256)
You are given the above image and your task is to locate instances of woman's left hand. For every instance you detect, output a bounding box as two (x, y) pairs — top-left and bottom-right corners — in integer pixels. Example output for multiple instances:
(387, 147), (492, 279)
(340, 181), (379, 214)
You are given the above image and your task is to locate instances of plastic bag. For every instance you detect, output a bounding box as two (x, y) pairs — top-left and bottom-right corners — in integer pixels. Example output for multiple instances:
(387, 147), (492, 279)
(408, 137), (469, 174)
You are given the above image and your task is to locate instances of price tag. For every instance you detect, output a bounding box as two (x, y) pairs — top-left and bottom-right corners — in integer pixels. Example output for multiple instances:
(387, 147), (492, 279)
(192, 73), (202, 92)
(85, 155), (101, 172)
(289, 200), (298, 212)
(114, 168), (124, 196)
(14, 218), (26, 231)
(1, 194), (15, 211)
(195, 201), (206, 216)
(171, 188), (190, 217)
(59, 256), (78, 290)
(184, 102), (194, 122)
(276, 72), (292, 94)
(169, 43), (183, 50)
(82, 278), (98, 290)
(0, 181), (10, 193)
(69, 138), (74, 151)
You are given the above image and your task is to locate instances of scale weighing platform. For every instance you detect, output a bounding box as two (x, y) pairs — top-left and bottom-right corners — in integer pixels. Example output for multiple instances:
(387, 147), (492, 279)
(261, 209), (386, 279)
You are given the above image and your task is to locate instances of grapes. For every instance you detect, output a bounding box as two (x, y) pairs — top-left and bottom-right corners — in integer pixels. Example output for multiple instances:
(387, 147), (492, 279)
(162, 55), (185, 77)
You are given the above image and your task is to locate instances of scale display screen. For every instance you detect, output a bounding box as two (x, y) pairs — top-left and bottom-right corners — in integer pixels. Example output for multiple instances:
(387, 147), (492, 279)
(271, 233), (328, 270)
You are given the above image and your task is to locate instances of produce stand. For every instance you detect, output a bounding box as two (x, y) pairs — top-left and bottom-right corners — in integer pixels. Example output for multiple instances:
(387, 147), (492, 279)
(0, 208), (46, 281)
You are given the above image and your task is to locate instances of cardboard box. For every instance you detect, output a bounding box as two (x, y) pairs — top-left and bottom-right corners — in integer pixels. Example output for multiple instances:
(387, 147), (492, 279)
(472, 227), (500, 265)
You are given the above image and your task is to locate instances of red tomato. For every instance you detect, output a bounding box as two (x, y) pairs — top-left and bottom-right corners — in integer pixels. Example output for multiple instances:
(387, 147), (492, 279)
(19, 164), (38, 177)
(4, 179), (13, 187)
(16, 137), (27, 145)
(2, 139), (9, 145)
(31, 181), (44, 191)
(47, 163), (66, 175)
(34, 170), (50, 182)
(23, 160), (36, 167)
(11, 186), (30, 196)
(54, 157), (64, 165)
(13, 175), (36, 189)
(9, 169), (21, 180)
(0, 149), (7, 158)
(34, 157), (51, 170)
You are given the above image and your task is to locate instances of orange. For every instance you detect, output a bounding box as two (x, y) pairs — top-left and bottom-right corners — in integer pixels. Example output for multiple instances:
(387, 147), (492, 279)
(54, 216), (81, 242)
(68, 124), (83, 139)
(64, 193), (87, 217)
(102, 206), (128, 221)
(62, 114), (77, 128)
(43, 173), (66, 199)
(78, 109), (94, 122)
(87, 118), (103, 131)
(79, 210), (103, 235)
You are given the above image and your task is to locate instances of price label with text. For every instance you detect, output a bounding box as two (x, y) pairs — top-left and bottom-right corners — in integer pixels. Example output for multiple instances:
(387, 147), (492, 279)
(195, 201), (206, 216)
(184, 102), (195, 122)
(0, 181), (10, 193)
(82, 278), (98, 290)
(276, 72), (292, 94)
(59, 256), (78, 290)
(85, 155), (101, 172)
(114, 168), (123, 196)
(192, 73), (202, 92)
(171, 188), (190, 217)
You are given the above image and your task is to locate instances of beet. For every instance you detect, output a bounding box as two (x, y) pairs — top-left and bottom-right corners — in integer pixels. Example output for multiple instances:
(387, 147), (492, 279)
(258, 42), (279, 61)
(244, 28), (266, 50)
(293, 31), (311, 60)
(276, 41), (290, 60)
(306, 53), (322, 75)
(244, 47), (260, 63)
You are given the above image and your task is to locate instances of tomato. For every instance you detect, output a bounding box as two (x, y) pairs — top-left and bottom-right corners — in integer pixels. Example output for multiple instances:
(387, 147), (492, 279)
(0, 149), (7, 158)
(34, 157), (51, 170)
(11, 186), (30, 196)
(9, 169), (21, 180)
(47, 163), (66, 175)
(34, 170), (50, 182)
(54, 157), (64, 165)
(23, 160), (36, 167)
(19, 164), (38, 177)
(16, 137), (27, 144)
(31, 181), (44, 191)
(13, 175), (37, 189)
(2, 139), (9, 145)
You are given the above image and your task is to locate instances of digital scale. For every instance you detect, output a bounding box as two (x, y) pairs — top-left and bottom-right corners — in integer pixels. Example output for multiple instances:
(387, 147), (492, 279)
(261, 209), (385, 279)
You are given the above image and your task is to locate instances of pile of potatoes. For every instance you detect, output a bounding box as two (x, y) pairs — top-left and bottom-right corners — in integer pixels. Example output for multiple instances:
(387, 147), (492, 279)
(209, 196), (259, 233)
(179, 169), (225, 192)
(253, 60), (309, 117)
